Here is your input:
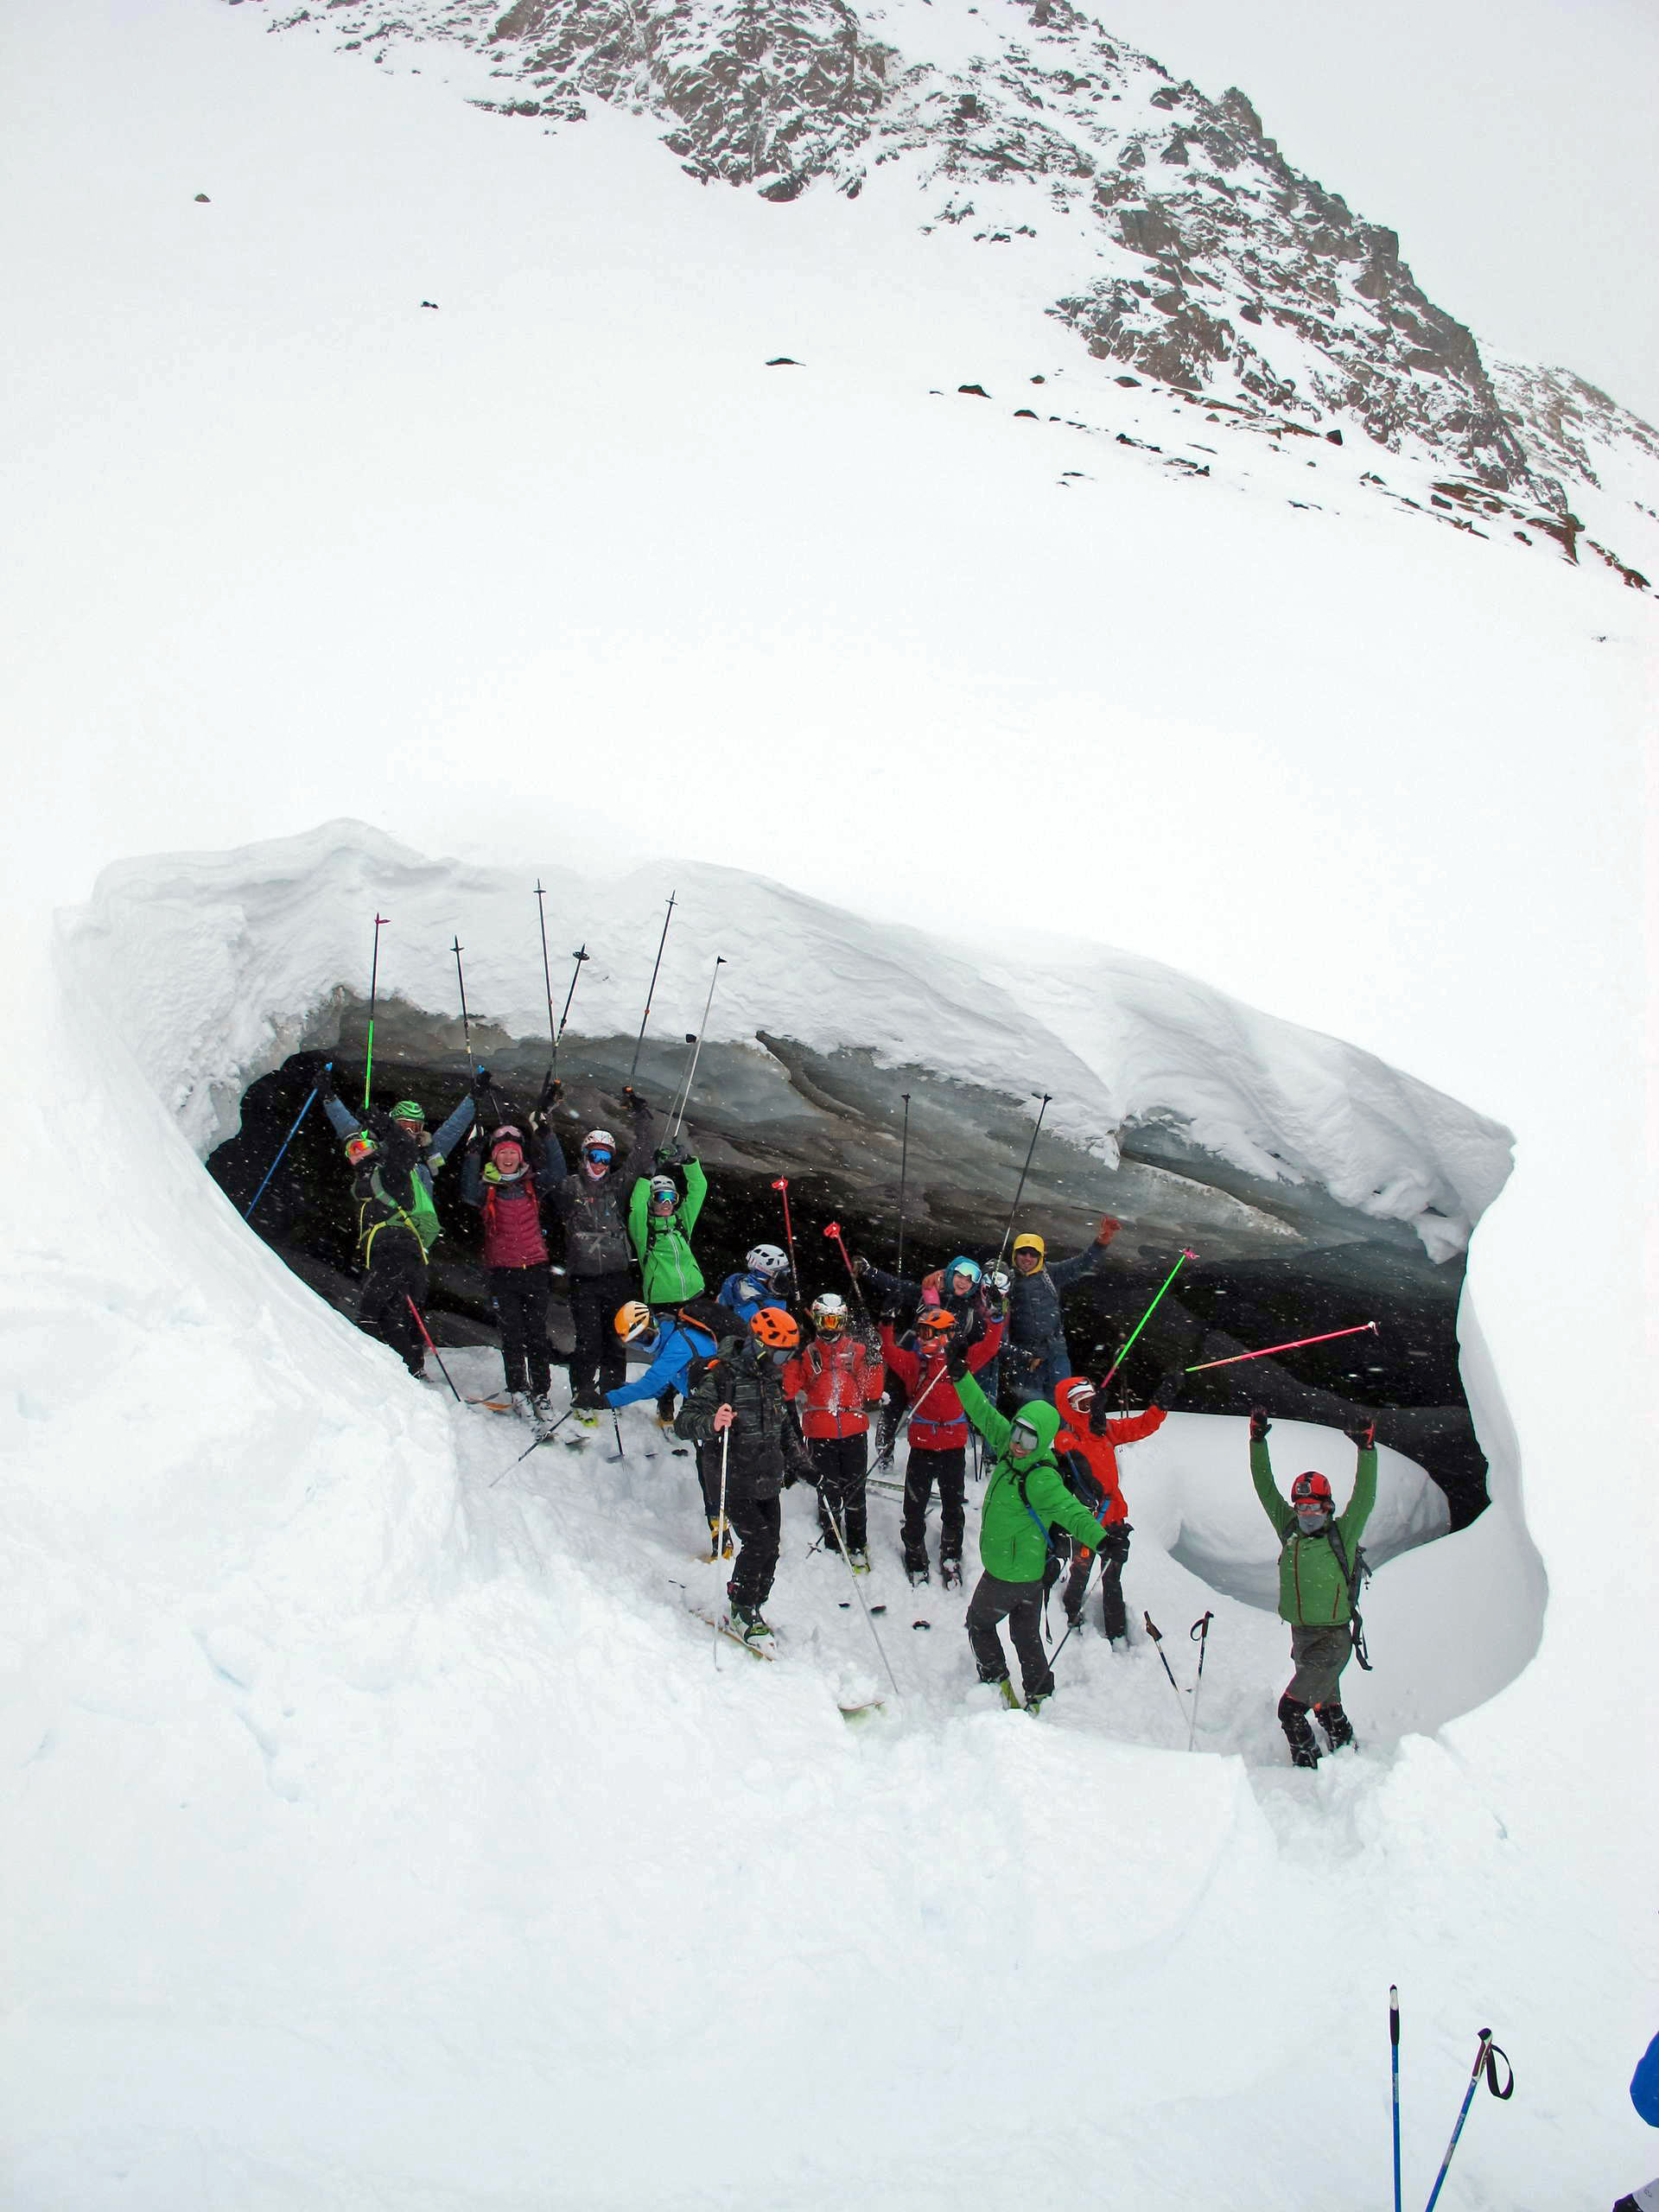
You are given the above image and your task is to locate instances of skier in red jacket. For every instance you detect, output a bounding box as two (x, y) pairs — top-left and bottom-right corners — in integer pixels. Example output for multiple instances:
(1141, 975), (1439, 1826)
(1048, 1370), (1180, 1643)
(780, 1293), (886, 1567)
(880, 1308), (1004, 1587)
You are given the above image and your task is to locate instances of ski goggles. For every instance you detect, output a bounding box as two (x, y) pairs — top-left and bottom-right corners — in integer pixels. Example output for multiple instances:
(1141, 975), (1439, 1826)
(1008, 1421), (1041, 1455)
(583, 1146), (614, 1165)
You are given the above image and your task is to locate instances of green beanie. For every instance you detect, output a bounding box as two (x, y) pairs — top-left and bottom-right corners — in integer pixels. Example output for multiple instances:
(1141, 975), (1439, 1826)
(391, 1100), (426, 1125)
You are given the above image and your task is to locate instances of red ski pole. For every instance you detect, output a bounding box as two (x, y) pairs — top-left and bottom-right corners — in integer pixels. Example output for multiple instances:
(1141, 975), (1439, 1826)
(771, 1177), (801, 1301)
(1184, 1321), (1377, 1373)
(823, 1220), (870, 1318)
(404, 1295), (462, 1402)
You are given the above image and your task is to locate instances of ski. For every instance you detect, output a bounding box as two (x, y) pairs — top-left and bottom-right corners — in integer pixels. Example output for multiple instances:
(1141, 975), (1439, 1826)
(687, 1607), (777, 1661)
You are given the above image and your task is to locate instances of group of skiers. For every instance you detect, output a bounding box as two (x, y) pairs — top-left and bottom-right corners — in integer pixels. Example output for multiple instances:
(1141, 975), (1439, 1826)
(298, 1054), (1376, 1758)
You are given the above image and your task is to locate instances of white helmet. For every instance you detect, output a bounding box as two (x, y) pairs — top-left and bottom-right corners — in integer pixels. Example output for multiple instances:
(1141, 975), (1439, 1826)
(810, 1292), (849, 1334)
(747, 1243), (789, 1280)
(582, 1128), (617, 1155)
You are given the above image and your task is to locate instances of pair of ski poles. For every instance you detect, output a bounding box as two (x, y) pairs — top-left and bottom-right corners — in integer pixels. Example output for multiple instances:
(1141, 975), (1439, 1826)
(1392, 1989), (1513, 2211)
(1135, 1609), (1213, 1750)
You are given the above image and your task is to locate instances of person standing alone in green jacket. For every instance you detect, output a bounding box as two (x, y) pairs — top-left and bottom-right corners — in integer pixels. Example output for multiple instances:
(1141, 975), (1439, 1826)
(952, 1355), (1116, 1712)
(629, 1141), (709, 1420)
(1249, 1403), (1377, 1768)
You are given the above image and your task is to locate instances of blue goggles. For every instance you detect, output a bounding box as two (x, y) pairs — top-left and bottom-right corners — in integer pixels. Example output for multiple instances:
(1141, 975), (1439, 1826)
(584, 1146), (614, 1165)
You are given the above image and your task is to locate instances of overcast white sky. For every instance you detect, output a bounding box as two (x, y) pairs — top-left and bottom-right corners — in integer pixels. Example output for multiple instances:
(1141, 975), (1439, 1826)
(1088, 0), (1659, 426)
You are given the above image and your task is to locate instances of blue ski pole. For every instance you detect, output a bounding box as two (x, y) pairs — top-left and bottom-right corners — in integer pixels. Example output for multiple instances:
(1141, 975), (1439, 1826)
(1423, 2029), (1513, 2212)
(1390, 1986), (1402, 2212)
(244, 1081), (322, 1222)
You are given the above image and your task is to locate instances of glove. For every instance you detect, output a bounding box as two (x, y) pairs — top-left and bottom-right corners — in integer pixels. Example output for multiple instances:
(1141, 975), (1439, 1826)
(310, 1058), (338, 1102)
(1096, 1215), (1122, 1248)
(622, 1085), (650, 1112)
(944, 1344), (970, 1382)
(1249, 1405), (1271, 1442)
(853, 1255), (872, 1279)
(469, 1067), (493, 1099)
(535, 1073), (563, 1112)
(1088, 1395), (1110, 1436)
(1347, 1414), (1377, 1450)
(1150, 1368), (1184, 1410)
(654, 1140), (685, 1168)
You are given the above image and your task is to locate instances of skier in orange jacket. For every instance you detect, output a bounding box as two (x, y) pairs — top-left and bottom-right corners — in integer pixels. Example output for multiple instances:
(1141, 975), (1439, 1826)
(1047, 1370), (1180, 1643)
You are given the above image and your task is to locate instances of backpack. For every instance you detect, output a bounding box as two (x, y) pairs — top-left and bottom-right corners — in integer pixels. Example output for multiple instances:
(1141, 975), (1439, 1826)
(1325, 1523), (1375, 1670)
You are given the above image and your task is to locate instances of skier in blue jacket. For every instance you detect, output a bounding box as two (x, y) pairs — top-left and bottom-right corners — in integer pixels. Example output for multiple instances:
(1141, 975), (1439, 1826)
(716, 1243), (791, 1324)
(1613, 2029), (1659, 2211)
(607, 1297), (730, 1556)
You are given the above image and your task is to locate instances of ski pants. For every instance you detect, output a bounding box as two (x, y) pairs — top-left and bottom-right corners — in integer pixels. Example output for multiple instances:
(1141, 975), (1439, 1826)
(966, 1571), (1052, 1700)
(902, 1444), (966, 1568)
(359, 1239), (429, 1377)
(1286, 1623), (1352, 1707)
(728, 1492), (782, 1613)
(1001, 1340), (1069, 1413)
(876, 1369), (909, 1459)
(490, 1264), (551, 1396)
(809, 1433), (868, 1550)
(1043, 1523), (1131, 1639)
(696, 1438), (726, 1522)
(568, 1270), (632, 1407)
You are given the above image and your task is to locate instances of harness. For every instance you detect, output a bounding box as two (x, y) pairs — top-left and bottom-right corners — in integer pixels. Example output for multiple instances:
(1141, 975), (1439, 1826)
(356, 1170), (429, 1267)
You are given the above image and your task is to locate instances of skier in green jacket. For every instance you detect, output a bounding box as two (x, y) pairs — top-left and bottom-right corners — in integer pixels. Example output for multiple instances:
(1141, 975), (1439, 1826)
(952, 1357), (1116, 1712)
(1249, 1404), (1378, 1767)
(629, 1141), (709, 1419)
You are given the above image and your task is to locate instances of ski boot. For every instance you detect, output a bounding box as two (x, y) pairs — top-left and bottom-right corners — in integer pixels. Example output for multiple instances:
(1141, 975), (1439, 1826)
(940, 1558), (963, 1592)
(728, 1604), (774, 1650)
(528, 1394), (557, 1440)
(905, 1556), (931, 1589)
(995, 1677), (1021, 1711)
(702, 1516), (734, 1562)
(1315, 1700), (1356, 1751)
(1279, 1694), (1321, 1770)
(846, 1546), (872, 1573)
(1025, 1691), (1050, 1717)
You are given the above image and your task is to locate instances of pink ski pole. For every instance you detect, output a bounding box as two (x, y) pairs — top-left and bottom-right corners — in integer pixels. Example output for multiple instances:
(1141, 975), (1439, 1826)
(1184, 1321), (1377, 1373)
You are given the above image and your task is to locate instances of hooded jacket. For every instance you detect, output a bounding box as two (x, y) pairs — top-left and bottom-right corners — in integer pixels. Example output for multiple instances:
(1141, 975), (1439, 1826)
(628, 1158), (708, 1304)
(957, 1370), (1114, 1581)
(674, 1332), (805, 1499)
(862, 1262), (992, 1347)
(1005, 1237), (1109, 1354)
(879, 1318), (1004, 1451)
(1250, 1435), (1377, 1625)
(1052, 1377), (1166, 1529)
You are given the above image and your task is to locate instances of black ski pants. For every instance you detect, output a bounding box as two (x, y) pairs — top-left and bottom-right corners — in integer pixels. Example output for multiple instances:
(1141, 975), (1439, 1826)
(490, 1265), (551, 1396)
(1043, 1523), (1132, 1640)
(728, 1493), (782, 1613)
(902, 1444), (965, 1568)
(966, 1571), (1053, 1700)
(359, 1241), (429, 1377)
(568, 1270), (632, 1407)
(810, 1433), (868, 1550)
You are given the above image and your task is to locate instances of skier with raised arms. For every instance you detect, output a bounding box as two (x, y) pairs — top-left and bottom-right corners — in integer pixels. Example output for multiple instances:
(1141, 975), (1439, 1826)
(537, 1088), (655, 1414)
(309, 1056), (481, 1379)
(880, 1306), (1004, 1588)
(627, 1137), (709, 1420)
(950, 1351), (1118, 1712)
(1047, 1370), (1180, 1644)
(1001, 1216), (1121, 1408)
(459, 1121), (557, 1431)
(1249, 1403), (1377, 1767)
(675, 1306), (812, 1646)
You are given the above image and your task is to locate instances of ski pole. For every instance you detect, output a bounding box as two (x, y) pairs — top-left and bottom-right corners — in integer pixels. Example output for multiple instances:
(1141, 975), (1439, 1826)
(823, 1221), (870, 1318)
(362, 914), (389, 1110)
(1048, 1552), (1098, 1667)
(404, 1296), (462, 1402)
(451, 938), (479, 1085)
(533, 880), (557, 1076)
(1186, 1610), (1214, 1751)
(1100, 1249), (1198, 1390)
(1142, 1611), (1188, 1721)
(823, 1497), (900, 1699)
(670, 955), (725, 1145)
(244, 1083), (321, 1222)
(555, 943), (589, 1084)
(489, 1404), (577, 1484)
(713, 1426), (731, 1662)
(628, 891), (677, 1084)
(1422, 2030), (1513, 2212)
(1390, 1986), (1402, 2212)
(895, 1091), (911, 1280)
(995, 1090), (1052, 1267)
(1184, 1320), (1378, 1373)
(610, 1409), (627, 1463)
(771, 1177), (800, 1300)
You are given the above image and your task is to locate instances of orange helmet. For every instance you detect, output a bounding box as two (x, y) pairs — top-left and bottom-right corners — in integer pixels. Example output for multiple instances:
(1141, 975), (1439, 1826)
(613, 1300), (654, 1343)
(750, 1306), (800, 1351)
(917, 1309), (956, 1339)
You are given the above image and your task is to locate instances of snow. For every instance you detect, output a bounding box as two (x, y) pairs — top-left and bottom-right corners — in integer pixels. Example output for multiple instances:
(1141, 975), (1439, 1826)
(2, 3), (1656, 2208)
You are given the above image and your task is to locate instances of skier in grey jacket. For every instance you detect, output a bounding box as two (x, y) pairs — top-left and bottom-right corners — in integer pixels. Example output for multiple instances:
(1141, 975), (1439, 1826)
(542, 1088), (655, 1408)
(1001, 1217), (1120, 1407)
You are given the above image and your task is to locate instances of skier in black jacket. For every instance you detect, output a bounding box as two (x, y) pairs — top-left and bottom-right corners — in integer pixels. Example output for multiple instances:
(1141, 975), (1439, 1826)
(1001, 1217), (1120, 1408)
(674, 1305), (810, 1647)
(538, 1087), (654, 1410)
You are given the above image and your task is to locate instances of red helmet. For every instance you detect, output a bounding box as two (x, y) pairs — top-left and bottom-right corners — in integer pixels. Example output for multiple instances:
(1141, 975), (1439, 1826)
(750, 1306), (800, 1351)
(1291, 1471), (1333, 1506)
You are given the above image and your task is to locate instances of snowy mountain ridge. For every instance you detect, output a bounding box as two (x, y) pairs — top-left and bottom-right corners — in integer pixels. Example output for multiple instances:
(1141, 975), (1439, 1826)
(243, 0), (1659, 586)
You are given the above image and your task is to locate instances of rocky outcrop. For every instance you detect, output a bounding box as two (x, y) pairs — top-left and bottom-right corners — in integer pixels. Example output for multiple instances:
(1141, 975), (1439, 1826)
(253, 0), (1638, 513)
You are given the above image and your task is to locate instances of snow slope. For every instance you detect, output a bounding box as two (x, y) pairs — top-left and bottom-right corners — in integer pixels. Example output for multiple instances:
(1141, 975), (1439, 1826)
(2, 3), (1656, 2208)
